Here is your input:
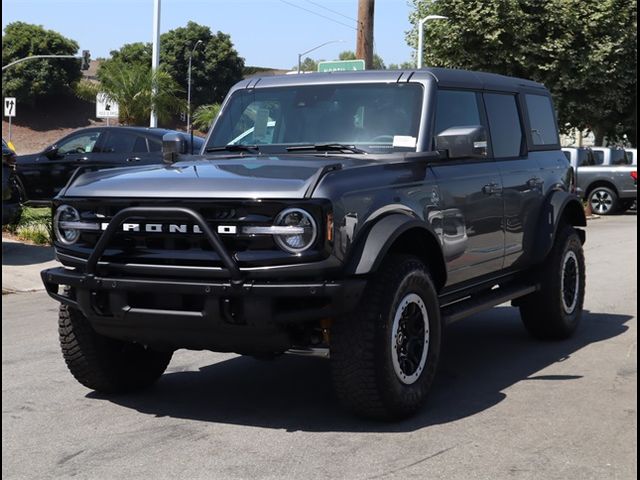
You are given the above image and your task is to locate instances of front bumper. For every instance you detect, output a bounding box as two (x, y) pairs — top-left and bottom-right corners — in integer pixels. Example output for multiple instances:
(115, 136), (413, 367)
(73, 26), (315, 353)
(42, 267), (365, 353)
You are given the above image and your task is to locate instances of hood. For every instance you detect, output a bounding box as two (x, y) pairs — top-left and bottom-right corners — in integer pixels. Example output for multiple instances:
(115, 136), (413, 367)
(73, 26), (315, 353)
(62, 156), (374, 199)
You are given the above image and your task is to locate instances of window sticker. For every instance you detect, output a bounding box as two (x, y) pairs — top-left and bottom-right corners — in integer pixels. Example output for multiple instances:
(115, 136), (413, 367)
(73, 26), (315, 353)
(392, 135), (417, 148)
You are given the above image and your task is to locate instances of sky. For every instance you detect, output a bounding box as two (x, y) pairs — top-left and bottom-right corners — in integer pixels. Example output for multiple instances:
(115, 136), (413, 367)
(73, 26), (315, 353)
(1, 0), (415, 70)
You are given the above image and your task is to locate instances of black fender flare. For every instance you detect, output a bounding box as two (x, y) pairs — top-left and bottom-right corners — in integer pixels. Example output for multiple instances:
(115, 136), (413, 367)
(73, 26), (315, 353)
(533, 190), (586, 264)
(346, 213), (446, 283)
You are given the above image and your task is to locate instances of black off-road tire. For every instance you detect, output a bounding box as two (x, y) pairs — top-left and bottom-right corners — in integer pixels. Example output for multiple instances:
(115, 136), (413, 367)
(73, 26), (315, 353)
(331, 254), (442, 420)
(519, 225), (585, 340)
(59, 304), (173, 393)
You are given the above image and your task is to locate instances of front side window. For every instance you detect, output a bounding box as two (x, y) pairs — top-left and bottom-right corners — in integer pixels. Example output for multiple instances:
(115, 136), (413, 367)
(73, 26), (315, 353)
(207, 83), (424, 154)
(525, 94), (559, 146)
(57, 132), (100, 155)
(484, 93), (523, 158)
(434, 90), (481, 135)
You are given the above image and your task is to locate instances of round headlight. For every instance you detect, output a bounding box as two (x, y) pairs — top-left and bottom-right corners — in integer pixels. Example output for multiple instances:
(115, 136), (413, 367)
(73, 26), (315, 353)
(273, 208), (317, 254)
(54, 205), (81, 245)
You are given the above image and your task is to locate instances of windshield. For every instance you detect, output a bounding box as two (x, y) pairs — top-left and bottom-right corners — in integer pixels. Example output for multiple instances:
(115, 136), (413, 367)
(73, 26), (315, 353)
(206, 83), (423, 154)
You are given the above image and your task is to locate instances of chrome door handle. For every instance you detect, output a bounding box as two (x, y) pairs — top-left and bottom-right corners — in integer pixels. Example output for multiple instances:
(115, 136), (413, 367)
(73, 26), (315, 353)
(126, 157), (142, 162)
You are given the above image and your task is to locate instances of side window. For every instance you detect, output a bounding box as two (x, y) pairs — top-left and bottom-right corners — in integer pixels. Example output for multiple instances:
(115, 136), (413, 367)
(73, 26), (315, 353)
(101, 132), (138, 153)
(484, 93), (523, 158)
(434, 90), (481, 136)
(592, 150), (605, 165)
(525, 94), (559, 146)
(57, 132), (101, 155)
(133, 136), (149, 153)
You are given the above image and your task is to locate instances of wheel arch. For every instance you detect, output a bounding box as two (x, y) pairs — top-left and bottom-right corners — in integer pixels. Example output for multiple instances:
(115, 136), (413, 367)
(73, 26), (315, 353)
(585, 179), (619, 198)
(532, 190), (586, 264)
(346, 214), (447, 292)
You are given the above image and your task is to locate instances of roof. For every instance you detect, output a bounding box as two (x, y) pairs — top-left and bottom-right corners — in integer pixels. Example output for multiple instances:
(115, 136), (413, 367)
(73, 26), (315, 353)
(235, 67), (546, 93)
(68, 126), (177, 138)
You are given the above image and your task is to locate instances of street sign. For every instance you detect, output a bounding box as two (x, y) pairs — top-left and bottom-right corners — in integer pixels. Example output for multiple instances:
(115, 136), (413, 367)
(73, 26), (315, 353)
(317, 60), (365, 73)
(96, 93), (119, 119)
(4, 97), (16, 117)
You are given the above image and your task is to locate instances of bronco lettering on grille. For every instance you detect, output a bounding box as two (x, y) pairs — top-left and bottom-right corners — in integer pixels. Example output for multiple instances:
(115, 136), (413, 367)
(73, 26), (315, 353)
(99, 223), (237, 234)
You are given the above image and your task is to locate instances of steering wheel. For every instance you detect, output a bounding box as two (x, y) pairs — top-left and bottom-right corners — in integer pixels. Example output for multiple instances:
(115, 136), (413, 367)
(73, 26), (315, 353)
(74, 147), (86, 154)
(369, 135), (394, 143)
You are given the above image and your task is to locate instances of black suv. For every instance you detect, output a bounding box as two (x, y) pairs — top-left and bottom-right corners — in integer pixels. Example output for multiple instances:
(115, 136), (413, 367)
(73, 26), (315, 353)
(15, 126), (205, 205)
(42, 69), (586, 419)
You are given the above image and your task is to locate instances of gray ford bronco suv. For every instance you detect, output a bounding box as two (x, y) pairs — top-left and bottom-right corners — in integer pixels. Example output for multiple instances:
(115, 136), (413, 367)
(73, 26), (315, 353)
(42, 68), (586, 419)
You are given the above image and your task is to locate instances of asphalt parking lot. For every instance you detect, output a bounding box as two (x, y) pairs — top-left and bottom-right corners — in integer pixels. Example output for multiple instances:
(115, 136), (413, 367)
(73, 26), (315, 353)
(2, 214), (637, 480)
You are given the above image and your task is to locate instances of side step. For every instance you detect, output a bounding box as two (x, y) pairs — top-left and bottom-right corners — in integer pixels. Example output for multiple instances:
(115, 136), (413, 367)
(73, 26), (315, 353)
(441, 283), (538, 325)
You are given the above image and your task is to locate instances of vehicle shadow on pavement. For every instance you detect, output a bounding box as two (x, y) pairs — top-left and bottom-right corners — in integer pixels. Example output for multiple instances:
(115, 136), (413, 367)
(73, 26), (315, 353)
(90, 307), (632, 433)
(2, 240), (54, 266)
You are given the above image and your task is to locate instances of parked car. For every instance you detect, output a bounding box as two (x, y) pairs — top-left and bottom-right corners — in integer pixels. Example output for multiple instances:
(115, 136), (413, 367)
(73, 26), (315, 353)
(15, 126), (205, 205)
(2, 139), (21, 225)
(43, 68), (587, 419)
(562, 147), (637, 214)
(590, 146), (633, 166)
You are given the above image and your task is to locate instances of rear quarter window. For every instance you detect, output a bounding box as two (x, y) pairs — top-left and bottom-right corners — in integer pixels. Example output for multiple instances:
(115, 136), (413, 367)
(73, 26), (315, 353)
(525, 94), (559, 147)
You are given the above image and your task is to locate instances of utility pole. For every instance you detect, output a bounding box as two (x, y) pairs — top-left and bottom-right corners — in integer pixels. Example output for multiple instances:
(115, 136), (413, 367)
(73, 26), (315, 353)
(150, 0), (161, 128)
(356, 0), (374, 69)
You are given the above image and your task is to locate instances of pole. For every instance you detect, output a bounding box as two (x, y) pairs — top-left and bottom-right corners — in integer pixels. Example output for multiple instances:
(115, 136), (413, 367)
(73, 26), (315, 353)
(150, 0), (161, 128)
(356, 0), (375, 69)
(417, 15), (448, 69)
(297, 40), (344, 73)
(297, 53), (302, 74)
(417, 19), (425, 69)
(8, 116), (11, 142)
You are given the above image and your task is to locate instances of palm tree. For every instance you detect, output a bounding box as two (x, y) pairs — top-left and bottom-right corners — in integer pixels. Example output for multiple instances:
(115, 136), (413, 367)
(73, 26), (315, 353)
(192, 103), (221, 132)
(97, 61), (184, 125)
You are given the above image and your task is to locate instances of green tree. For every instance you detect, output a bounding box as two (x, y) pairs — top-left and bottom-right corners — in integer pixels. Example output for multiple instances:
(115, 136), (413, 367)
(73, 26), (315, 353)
(192, 103), (222, 132)
(388, 61), (415, 70)
(160, 21), (244, 107)
(406, 0), (637, 145)
(293, 57), (320, 72)
(97, 61), (184, 125)
(2, 22), (82, 104)
(101, 22), (244, 109)
(338, 50), (386, 70)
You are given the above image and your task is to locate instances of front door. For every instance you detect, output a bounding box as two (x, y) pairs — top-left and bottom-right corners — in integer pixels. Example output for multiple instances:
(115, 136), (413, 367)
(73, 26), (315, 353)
(430, 89), (505, 287)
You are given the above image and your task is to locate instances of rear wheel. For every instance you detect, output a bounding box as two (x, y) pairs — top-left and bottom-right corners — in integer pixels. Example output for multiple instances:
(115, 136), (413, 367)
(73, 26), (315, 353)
(519, 225), (585, 339)
(588, 186), (618, 215)
(331, 255), (442, 419)
(59, 304), (173, 393)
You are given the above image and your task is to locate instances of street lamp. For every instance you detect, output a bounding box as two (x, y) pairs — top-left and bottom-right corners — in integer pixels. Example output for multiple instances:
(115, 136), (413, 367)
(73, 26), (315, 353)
(297, 40), (344, 74)
(417, 15), (448, 69)
(187, 39), (203, 153)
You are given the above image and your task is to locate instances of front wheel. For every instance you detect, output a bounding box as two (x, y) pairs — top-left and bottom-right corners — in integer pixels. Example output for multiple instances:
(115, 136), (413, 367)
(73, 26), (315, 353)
(330, 255), (442, 419)
(59, 304), (173, 393)
(519, 225), (585, 339)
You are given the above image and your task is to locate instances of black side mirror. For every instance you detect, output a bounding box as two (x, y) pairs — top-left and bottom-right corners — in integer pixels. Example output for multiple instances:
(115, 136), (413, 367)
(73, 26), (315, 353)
(43, 144), (59, 159)
(162, 132), (188, 163)
(435, 125), (488, 160)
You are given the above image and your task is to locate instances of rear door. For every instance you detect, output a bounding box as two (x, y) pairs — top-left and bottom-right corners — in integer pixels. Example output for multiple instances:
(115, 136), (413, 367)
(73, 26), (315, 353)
(89, 130), (161, 168)
(429, 89), (505, 286)
(483, 92), (544, 269)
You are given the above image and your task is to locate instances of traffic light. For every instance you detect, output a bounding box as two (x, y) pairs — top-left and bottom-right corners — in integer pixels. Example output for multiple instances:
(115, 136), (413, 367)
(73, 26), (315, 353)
(81, 50), (91, 71)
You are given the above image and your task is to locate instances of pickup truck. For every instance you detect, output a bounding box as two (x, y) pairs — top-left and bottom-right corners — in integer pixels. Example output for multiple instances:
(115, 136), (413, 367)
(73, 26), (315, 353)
(562, 147), (637, 214)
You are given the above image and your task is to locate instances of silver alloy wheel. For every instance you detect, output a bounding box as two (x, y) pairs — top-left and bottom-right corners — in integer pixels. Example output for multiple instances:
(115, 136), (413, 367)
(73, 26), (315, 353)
(590, 189), (614, 214)
(390, 293), (430, 385)
(560, 250), (580, 314)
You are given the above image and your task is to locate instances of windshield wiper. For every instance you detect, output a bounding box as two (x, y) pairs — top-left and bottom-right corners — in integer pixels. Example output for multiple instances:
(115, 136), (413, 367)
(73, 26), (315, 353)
(286, 143), (367, 154)
(205, 144), (260, 153)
